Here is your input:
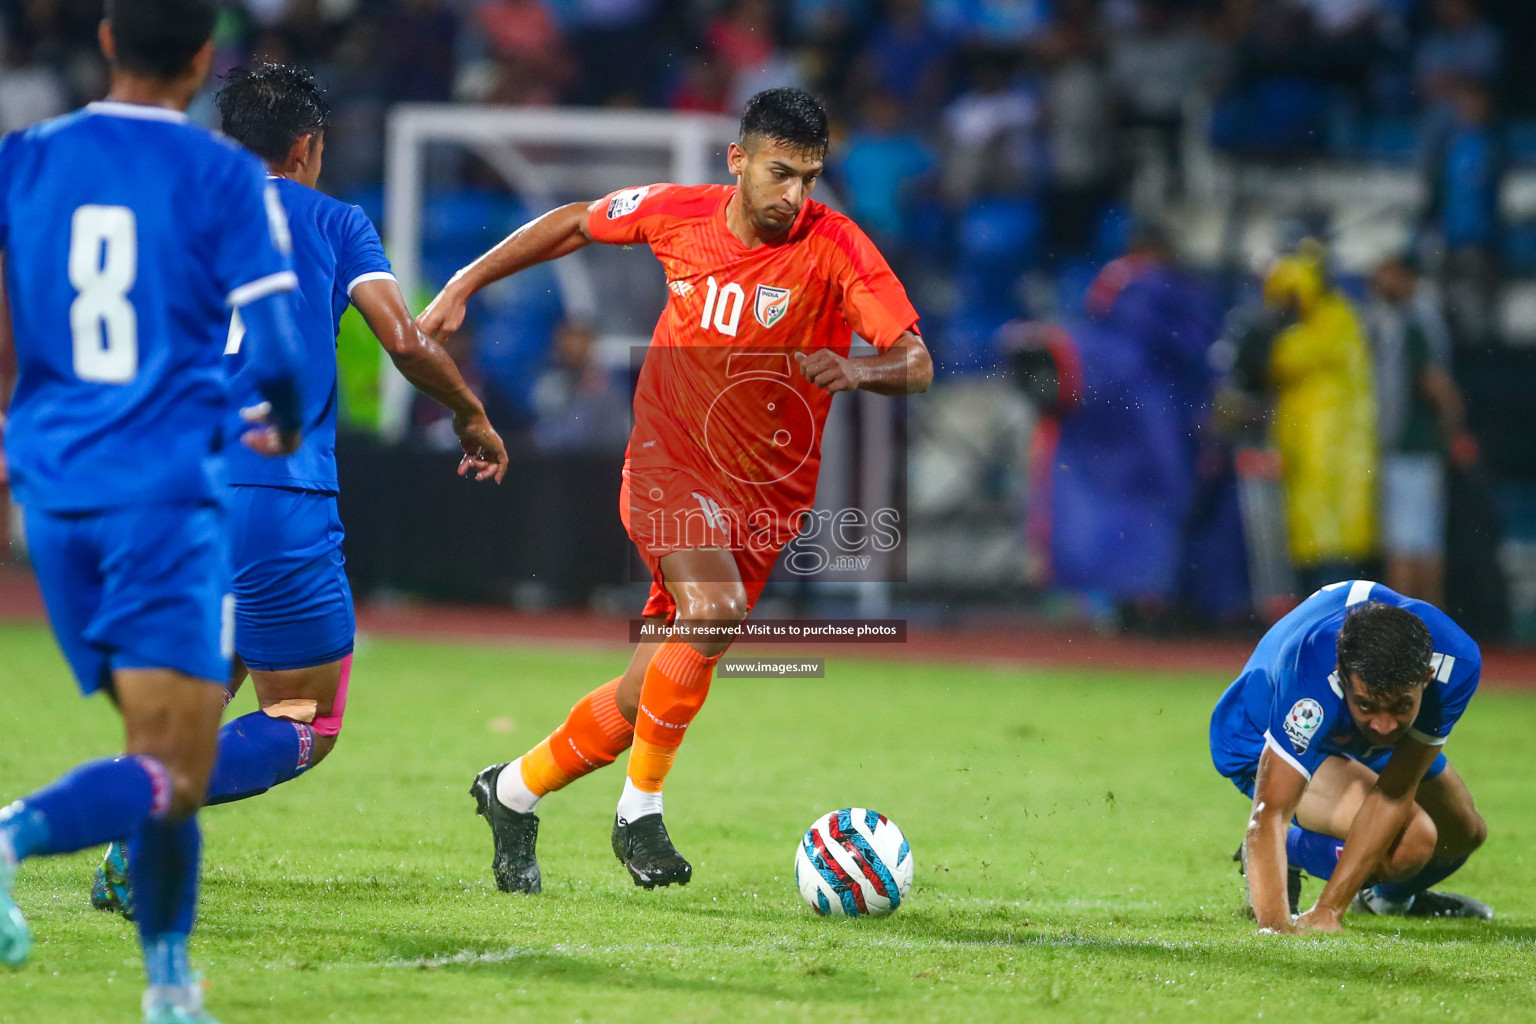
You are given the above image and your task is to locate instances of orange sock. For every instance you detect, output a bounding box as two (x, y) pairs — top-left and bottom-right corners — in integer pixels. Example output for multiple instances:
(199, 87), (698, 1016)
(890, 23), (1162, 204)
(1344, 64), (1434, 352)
(625, 641), (720, 794)
(519, 678), (634, 798)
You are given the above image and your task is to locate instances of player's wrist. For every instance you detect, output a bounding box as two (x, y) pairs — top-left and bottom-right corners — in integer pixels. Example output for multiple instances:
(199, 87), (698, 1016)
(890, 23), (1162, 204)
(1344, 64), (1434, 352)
(452, 404), (488, 429)
(441, 271), (478, 304)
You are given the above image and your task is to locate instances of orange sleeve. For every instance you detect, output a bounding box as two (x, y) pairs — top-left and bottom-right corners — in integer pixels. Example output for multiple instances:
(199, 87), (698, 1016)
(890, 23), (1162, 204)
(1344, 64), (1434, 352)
(820, 218), (920, 352)
(586, 183), (680, 246)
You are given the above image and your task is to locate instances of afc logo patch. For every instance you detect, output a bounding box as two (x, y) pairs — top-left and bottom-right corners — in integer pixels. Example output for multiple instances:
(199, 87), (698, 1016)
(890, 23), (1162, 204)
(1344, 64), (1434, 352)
(606, 186), (650, 219)
(1284, 698), (1325, 753)
(754, 284), (791, 328)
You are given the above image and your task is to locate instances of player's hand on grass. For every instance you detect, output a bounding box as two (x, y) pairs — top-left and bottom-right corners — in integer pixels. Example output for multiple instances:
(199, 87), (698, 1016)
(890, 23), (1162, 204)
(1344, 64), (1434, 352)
(454, 411), (509, 484)
(240, 402), (302, 457)
(795, 349), (861, 393)
(418, 284), (469, 343)
(1295, 906), (1342, 934)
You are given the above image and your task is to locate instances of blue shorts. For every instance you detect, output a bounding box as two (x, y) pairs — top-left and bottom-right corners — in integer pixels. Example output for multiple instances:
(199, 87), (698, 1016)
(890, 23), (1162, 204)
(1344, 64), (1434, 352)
(228, 485), (353, 672)
(25, 500), (232, 694)
(1224, 748), (1449, 799)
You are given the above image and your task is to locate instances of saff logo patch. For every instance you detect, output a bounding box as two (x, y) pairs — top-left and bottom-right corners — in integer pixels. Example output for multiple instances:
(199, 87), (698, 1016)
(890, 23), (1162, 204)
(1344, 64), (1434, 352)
(1284, 698), (1325, 753)
(606, 186), (649, 219)
(754, 285), (791, 328)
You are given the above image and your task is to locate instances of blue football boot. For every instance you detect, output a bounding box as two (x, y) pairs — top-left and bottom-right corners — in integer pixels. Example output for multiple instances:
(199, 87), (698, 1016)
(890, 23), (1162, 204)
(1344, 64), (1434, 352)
(90, 841), (134, 920)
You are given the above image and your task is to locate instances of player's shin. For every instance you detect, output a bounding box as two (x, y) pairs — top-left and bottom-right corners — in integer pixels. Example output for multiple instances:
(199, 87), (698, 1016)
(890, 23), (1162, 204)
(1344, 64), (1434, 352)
(1370, 856), (1469, 905)
(619, 642), (719, 822)
(0, 755), (171, 859)
(128, 817), (202, 997)
(204, 712), (316, 806)
(499, 678), (633, 813)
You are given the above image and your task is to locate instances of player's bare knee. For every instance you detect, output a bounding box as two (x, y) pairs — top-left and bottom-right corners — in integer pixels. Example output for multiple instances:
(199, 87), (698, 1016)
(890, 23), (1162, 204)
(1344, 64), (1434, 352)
(1444, 809), (1487, 858)
(308, 733), (339, 768)
(158, 760), (212, 819)
(685, 586), (749, 625)
(1383, 815), (1437, 880)
(1467, 811), (1488, 852)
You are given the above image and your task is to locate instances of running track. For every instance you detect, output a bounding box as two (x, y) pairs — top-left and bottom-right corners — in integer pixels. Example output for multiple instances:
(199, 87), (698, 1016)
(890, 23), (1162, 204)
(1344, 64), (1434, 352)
(3, 567), (1533, 688)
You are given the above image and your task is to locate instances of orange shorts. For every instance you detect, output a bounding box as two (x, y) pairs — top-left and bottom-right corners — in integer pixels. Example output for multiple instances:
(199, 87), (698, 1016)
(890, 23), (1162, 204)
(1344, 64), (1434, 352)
(619, 463), (794, 621)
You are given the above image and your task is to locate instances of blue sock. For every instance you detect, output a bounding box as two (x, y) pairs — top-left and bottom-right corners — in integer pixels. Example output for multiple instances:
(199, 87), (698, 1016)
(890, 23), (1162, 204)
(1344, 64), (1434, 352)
(1286, 825), (1344, 880)
(130, 817), (201, 989)
(205, 712), (315, 806)
(1374, 857), (1469, 903)
(0, 756), (167, 860)
(143, 933), (193, 991)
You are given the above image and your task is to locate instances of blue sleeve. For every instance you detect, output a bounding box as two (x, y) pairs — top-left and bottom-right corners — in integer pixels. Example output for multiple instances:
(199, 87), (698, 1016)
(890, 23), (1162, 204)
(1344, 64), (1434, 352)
(339, 206), (393, 300)
(237, 290), (304, 433)
(1411, 652), (1481, 745)
(1264, 637), (1336, 779)
(212, 153), (296, 307)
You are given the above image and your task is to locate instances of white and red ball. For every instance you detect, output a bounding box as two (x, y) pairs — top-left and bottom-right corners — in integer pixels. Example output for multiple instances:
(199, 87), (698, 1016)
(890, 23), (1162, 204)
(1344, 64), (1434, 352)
(794, 808), (913, 918)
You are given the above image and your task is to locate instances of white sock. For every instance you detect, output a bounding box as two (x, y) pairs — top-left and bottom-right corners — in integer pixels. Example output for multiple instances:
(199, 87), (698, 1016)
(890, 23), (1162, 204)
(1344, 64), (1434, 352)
(495, 758), (541, 814)
(142, 984), (203, 1016)
(1364, 886), (1416, 915)
(616, 778), (663, 825)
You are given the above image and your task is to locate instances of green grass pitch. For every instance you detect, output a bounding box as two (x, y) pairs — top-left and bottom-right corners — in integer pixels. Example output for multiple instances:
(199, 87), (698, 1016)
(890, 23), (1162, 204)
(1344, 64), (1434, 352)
(2, 620), (1534, 1023)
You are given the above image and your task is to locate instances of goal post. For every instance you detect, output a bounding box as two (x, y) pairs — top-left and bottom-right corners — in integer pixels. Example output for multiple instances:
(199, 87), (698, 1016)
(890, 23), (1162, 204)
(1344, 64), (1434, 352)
(382, 104), (740, 440)
(381, 104), (899, 612)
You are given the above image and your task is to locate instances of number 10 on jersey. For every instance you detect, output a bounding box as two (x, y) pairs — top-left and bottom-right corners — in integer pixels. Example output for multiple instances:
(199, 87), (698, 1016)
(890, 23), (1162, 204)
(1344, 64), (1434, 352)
(700, 276), (745, 338)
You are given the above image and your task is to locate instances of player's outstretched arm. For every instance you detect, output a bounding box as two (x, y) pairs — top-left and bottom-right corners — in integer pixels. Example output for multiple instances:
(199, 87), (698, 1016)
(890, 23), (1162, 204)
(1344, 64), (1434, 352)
(1297, 738), (1440, 933)
(354, 278), (508, 483)
(418, 201), (596, 342)
(794, 332), (933, 397)
(1247, 746), (1308, 934)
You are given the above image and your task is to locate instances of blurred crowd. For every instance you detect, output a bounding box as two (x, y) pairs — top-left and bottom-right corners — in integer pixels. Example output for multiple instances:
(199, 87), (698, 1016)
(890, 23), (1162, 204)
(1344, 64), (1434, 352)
(1009, 227), (1489, 634)
(2, 0), (1534, 634)
(2, 1), (1531, 219)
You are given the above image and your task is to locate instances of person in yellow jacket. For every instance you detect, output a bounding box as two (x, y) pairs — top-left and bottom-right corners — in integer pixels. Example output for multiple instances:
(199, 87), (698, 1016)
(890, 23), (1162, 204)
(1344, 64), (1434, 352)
(1263, 240), (1378, 592)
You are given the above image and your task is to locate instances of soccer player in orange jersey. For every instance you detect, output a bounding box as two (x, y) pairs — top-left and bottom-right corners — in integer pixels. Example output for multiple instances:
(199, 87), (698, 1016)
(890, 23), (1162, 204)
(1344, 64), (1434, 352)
(418, 88), (933, 891)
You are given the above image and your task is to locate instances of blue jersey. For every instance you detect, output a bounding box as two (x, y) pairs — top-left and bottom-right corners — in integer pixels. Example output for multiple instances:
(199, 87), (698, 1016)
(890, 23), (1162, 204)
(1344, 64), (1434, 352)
(222, 177), (392, 494)
(1211, 580), (1481, 782)
(0, 102), (296, 512)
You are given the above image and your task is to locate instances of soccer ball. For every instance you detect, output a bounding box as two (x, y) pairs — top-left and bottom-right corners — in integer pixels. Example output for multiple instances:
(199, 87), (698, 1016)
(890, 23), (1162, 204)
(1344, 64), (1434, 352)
(794, 808), (913, 918)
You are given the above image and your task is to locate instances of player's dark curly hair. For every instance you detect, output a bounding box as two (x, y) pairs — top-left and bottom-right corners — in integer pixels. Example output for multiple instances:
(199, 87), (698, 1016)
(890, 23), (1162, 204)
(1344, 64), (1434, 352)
(217, 64), (331, 165)
(740, 88), (829, 158)
(105, 0), (217, 79)
(1336, 602), (1434, 694)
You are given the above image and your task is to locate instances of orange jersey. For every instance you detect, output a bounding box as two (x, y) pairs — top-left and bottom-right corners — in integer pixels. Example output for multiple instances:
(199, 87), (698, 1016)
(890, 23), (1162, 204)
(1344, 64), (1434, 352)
(588, 183), (919, 534)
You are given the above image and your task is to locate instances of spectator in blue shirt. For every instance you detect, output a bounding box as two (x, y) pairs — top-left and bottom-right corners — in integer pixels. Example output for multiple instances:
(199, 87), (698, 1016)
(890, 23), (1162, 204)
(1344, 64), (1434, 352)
(838, 90), (937, 246)
(1424, 77), (1504, 349)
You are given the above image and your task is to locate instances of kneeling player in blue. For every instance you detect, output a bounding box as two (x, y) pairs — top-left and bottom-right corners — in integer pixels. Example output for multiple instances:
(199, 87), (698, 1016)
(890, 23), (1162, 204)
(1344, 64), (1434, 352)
(89, 63), (508, 919)
(0, 2), (307, 1020)
(1210, 581), (1490, 933)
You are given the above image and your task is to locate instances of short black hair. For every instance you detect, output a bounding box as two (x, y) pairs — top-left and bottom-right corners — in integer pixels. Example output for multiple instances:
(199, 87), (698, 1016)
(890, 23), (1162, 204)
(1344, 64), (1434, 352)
(105, 0), (217, 79)
(1336, 602), (1435, 694)
(739, 88), (829, 158)
(217, 64), (331, 164)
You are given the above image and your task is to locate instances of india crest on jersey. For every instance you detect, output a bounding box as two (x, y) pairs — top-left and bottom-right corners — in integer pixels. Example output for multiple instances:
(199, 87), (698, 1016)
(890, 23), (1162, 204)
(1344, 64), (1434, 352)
(754, 284), (792, 328)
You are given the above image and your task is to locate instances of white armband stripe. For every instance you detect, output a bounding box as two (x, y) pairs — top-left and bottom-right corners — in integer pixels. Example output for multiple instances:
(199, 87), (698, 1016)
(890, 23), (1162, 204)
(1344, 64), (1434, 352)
(1408, 727), (1448, 747)
(1346, 580), (1375, 606)
(228, 271), (298, 308)
(1264, 730), (1313, 780)
(346, 271), (396, 298)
